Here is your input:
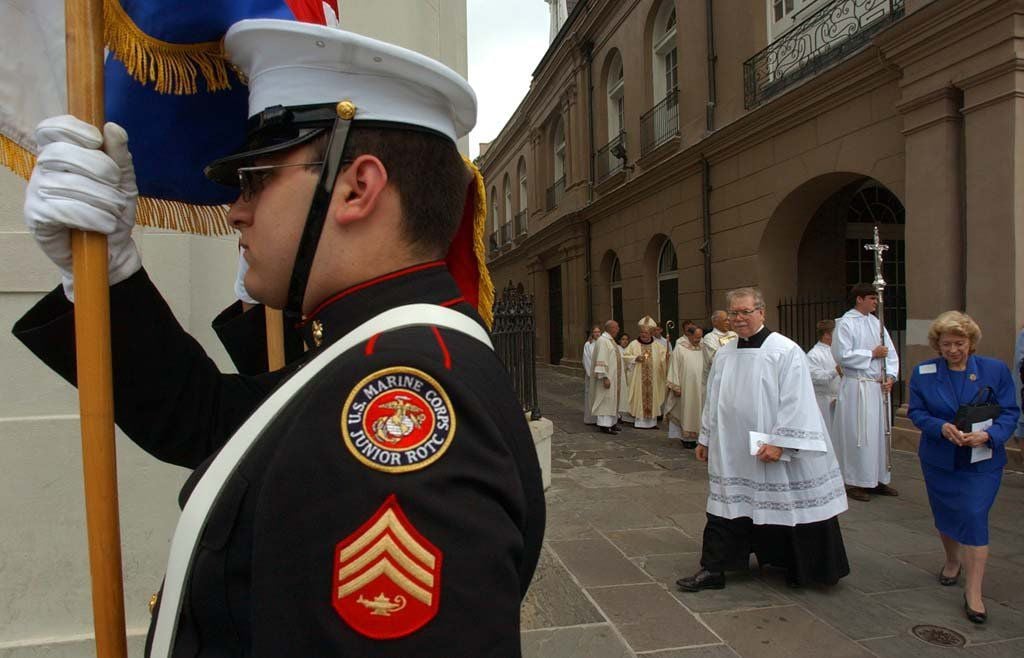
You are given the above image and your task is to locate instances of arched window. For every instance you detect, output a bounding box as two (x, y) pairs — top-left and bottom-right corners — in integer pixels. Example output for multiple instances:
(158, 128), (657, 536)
(652, 2), (678, 105)
(606, 50), (625, 139)
(503, 174), (513, 225)
(610, 256), (623, 328)
(657, 239), (678, 336)
(552, 118), (566, 183)
(491, 186), (499, 235)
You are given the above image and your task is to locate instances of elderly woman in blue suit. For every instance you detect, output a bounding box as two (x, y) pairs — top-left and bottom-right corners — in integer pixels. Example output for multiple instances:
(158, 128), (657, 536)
(908, 311), (1019, 625)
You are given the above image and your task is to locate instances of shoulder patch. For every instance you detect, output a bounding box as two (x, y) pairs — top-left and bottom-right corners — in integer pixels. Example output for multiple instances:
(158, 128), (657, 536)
(333, 495), (442, 639)
(341, 367), (456, 473)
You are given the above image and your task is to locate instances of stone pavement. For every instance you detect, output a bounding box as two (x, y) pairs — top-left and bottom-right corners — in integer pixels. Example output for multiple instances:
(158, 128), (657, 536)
(519, 366), (1024, 658)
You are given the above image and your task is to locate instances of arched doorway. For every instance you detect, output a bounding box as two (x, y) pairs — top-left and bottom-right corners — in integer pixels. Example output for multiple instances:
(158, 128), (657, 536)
(610, 256), (624, 328)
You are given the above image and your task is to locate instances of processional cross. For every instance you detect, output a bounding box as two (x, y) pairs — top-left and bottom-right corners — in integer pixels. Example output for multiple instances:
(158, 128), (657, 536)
(864, 225), (892, 469)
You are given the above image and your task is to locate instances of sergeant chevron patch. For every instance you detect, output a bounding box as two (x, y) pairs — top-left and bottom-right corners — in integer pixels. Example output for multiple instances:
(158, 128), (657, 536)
(341, 367), (456, 474)
(332, 495), (442, 638)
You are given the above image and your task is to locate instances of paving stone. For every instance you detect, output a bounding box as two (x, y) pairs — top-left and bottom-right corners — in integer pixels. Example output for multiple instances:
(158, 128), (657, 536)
(669, 571), (791, 614)
(565, 466), (636, 489)
(867, 587), (1024, 644)
(841, 519), (942, 557)
(605, 527), (698, 557)
(521, 624), (633, 658)
(571, 499), (672, 531)
(637, 645), (740, 657)
(783, 580), (911, 640)
(702, 605), (875, 657)
(665, 511), (710, 539)
(521, 547), (605, 630)
(603, 458), (665, 474)
(588, 583), (719, 652)
(549, 537), (652, 587)
(542, 505), (599, 541)
(840, 542), (936, 594)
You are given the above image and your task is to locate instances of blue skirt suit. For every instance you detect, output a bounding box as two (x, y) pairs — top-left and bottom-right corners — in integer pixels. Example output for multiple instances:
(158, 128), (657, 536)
(907, 355), (1019, 546)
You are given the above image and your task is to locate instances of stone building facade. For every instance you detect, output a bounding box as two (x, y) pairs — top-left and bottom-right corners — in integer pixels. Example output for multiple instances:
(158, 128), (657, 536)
(480, 0), (1024, 396)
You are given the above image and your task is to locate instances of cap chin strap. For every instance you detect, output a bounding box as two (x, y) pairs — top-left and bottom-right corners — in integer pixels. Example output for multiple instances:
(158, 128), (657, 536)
(284, 107), (355, 326)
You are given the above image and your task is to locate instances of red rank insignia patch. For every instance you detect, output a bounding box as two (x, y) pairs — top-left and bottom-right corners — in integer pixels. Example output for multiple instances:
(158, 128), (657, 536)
(341, 367), (456, 474)
(332, 495), (442, 639)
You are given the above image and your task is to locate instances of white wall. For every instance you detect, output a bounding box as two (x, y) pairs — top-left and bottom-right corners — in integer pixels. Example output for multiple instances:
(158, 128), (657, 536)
(0, 2), (467, 654)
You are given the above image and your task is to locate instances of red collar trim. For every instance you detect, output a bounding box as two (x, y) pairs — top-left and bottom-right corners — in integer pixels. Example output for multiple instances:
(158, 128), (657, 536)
(299, 261), (446, 326)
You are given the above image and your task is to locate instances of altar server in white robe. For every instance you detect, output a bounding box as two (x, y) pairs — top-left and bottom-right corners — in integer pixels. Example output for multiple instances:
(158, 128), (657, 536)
(831, 283), (900, 501)
(677, 288), (849, 592)
(591, 320), (625, 434)
(666, 321), (705, 448)
(807, 319), (841, 426)
(582, 325), (602, 424)
(702, 310), (738, 387)
(624, 316), (669, 429)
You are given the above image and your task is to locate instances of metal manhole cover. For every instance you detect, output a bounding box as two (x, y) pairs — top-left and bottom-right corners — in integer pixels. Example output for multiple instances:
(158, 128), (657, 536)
(912, 625), (966, 647)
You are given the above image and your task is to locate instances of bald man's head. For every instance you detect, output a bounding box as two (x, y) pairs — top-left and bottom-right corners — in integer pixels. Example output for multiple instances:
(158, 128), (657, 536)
(604, 319), (620, 338)
(711, 310), (730, 332)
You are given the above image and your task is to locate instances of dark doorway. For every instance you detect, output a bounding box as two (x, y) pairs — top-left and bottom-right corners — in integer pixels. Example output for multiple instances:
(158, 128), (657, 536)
(658, 278), (679, 341)
(548, 266), (563, 365)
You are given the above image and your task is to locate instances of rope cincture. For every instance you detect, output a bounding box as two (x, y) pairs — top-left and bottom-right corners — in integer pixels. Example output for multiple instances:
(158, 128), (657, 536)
(103, 0), (232, 96)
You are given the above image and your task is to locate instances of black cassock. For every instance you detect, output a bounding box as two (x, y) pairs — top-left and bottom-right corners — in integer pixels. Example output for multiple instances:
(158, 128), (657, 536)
(13, 261), (545, 657)
(699, 326), (850, 587)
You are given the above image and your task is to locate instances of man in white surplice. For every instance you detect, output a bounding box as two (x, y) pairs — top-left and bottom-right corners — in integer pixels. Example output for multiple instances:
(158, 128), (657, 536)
(806, 319), (841, 427)
(831, 283), (900, 501)
(582, 325), (602, 425)
(591, 320), (625, 435)
(702, 310), (737, 387)
(677, 288), (849, 592)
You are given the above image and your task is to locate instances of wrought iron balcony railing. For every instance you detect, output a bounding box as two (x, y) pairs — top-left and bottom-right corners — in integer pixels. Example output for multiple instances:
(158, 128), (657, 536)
(744, 0), (905, 109)
(546, 176), (566, 211)
(499, 221), (512, 247)
(596, 131), (627, 183)
(514, 210), (528, 237)
(640, 89), (679, 157)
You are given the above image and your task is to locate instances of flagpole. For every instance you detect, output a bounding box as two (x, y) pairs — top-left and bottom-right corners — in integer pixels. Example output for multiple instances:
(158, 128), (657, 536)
(65, 1), (129, 656)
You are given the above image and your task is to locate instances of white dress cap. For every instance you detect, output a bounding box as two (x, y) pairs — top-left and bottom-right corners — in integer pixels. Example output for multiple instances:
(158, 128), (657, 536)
(225, 19), (477, 142)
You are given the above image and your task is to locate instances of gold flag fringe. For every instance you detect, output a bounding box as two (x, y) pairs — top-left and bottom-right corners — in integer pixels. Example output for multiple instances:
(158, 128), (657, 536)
(104, 0), (232, 95)
(1, 133), (233, 235)
(463, 157), (494, 329)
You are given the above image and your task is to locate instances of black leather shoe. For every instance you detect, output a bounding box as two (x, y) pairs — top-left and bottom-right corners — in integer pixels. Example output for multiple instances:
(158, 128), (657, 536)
(676, 569), (725, 592)
(599, 426), (615, 435)
(681, 440), (697, 449)
(611, 425), (622, 433)
(964, 596), (987, 624)
(938, 565), (961, 586)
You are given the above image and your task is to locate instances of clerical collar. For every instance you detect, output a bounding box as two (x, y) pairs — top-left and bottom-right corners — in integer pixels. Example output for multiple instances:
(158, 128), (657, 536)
(638, 337), (653, 345)
(297, 261), (478, 349)
(738, 325), (772, 349)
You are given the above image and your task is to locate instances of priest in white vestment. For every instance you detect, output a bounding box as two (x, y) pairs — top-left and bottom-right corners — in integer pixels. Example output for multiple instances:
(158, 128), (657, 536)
(807, 319), (841, 427)
(702, 310), (737, 387)
(677, 288), (849, 592)
(591, 320), (625, 434)
(831, 283), (900, 501)
(623, 317), (669, 429)
(665, 321), (705, 448)
(582, 325), (602, 425)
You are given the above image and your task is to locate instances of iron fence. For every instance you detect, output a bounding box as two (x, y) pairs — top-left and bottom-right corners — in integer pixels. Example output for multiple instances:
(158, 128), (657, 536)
(744, 0), (905, 109)
(596, 131), (626, 183)
(640, 88), (679, 157)
(777, 295), (905, 406)
(492, 282), (541, 420)
(546, 176), (566, 211)
(514, 210), (528, 237)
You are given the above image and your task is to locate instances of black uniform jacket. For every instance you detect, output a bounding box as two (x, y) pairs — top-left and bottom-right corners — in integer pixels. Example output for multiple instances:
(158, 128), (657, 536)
(211, 301), (305, 376)
(13, 261), (545, 657)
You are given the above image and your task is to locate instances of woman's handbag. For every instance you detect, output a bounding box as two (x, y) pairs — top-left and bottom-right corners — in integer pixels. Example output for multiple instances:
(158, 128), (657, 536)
(953, 386), (1001, 432)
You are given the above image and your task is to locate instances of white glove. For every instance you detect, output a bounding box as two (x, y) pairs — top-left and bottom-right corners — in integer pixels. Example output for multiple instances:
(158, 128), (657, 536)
(24, 115), (141, 301)
(234, 247), (258, 305)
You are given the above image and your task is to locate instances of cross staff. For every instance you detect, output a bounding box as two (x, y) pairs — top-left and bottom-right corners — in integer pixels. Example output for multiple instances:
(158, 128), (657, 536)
(865, 225), (892, 470)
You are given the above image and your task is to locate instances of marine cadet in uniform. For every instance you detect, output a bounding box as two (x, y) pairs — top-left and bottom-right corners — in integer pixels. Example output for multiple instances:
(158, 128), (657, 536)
(14, 18), (544, 657)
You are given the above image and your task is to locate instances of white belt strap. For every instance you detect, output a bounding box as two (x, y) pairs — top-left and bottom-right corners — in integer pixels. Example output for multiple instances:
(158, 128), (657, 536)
(854, 376), (877, 448)
(150, 304), (492, 657)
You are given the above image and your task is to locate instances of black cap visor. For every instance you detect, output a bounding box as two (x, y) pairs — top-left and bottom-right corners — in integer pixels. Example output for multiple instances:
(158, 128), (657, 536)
(204, 103), (341, 187)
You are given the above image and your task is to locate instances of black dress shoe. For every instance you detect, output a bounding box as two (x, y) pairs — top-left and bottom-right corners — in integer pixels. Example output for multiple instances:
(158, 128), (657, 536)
(681, 439), (697, 449)
(938, 565), (961, 586)
(676, 569), (725, 592)
(599, 426), (615, 435)
(611, 424), (623, 433)
(964, 596), (987, 624)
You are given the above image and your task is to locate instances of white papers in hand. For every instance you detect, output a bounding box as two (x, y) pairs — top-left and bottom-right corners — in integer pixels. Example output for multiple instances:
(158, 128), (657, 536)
(970, 419), (994, 463)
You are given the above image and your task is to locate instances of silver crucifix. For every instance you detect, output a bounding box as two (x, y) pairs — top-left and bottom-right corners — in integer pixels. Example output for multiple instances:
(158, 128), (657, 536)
(865, 225), (892, 468)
